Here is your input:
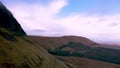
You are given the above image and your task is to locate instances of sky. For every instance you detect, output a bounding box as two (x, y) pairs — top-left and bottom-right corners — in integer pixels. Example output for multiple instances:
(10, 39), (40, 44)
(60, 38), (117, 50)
(1, 0), (120, 43)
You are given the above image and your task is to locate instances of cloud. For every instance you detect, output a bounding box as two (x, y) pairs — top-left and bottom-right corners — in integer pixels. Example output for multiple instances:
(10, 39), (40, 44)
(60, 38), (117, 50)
(4, 0), (120, 43)
(57, 14), (120, 34)
(7, 0), (68, 30)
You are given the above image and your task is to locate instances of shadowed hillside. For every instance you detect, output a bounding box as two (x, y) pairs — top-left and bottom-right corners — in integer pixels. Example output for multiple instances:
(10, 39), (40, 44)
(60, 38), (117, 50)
(1, 1), (120, 68)
(0, 2), (70, 68)
(29, 36), (120, 68)
(0, 2), (26, 36)
(55, 56), (120, 68)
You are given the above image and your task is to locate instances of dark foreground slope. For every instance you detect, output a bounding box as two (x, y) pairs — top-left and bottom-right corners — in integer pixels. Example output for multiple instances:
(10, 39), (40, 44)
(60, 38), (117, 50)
(0, 3), (70, 68)
(0, 2), (26, 36)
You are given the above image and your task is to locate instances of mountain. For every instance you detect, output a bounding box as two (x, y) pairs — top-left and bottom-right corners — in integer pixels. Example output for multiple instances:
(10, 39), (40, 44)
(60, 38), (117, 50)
(29, 36), (98, 50)
(0, 2), (70, 68)
(1, 2), (120, 68)
(0, 2), (26, 36)
(29, 36), (120, 68)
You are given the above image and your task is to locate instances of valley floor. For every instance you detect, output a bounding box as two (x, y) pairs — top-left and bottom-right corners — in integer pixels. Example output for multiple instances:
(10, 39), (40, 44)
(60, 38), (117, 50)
(55, 56), (120, 68)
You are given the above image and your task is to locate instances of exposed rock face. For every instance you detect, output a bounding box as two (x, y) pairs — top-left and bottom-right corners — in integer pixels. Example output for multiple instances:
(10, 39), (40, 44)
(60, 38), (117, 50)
(0, 2), (26, 36)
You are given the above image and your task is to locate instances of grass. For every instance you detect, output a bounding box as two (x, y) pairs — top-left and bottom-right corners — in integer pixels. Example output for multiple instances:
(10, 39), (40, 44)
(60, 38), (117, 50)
(29, 36), (120, 68)
(0, 28), (70, 68)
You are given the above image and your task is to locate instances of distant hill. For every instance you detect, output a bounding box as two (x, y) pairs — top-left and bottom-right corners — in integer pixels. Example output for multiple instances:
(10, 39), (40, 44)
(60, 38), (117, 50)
(29, 36), (120, 68)
(0, 2), (70, 68)
(1, 1), (119, 68)
(29, 36), (98, 50)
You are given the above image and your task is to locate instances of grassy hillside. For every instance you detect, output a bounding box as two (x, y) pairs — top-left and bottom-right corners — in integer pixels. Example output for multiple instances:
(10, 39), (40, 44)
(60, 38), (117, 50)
(55, 56), (120, 68)
(0, 3), (70, 68)
(1, 2), (120, 68)
(29, 36), (97, 50)
(0, 28), (70, 68)
(29, 36), (120, 68)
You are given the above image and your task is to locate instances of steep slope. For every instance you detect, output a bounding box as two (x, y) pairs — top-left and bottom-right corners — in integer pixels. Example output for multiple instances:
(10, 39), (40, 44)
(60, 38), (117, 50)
(0, 3), (69, 68)
(0, 2), (26, 36)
